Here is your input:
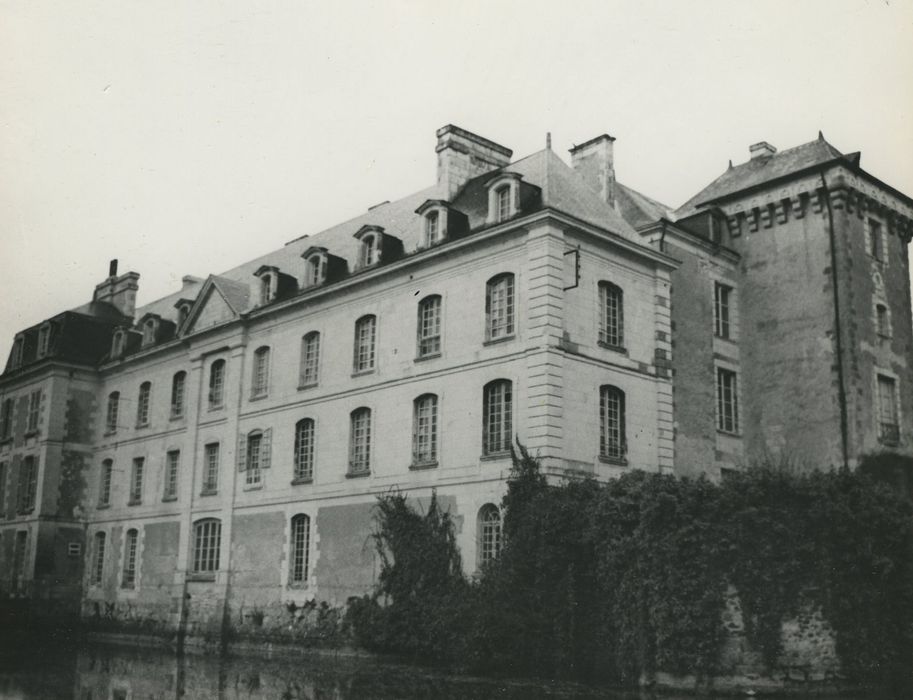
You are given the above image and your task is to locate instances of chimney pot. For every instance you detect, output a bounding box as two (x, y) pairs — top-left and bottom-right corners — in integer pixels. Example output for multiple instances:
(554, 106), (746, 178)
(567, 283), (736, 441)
(435, 125), (512, 200)
(749, 141), (777, 160)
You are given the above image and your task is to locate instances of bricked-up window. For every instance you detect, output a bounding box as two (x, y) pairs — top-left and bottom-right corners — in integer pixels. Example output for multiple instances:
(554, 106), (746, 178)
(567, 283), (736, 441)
(360, 234), (379, 268)
(877, 374), (899, 445)
(192, 518), (221, 574)
(876, 304), (891, 338)
(412, 394), (439, 466)
(106, 391), (120, 433)
(486, 273), (515, 341)
(121, 528), (138, 589)
(714, 283), (732, 339)
(294, 418), (315, 482)
(353, 315), (377, 373)
(203, 443), (219, 493)
(99, 459), (113, 506)
(0, 397), (13, 440)
(92, 531), (106, 585)
(496, 186), (512, 222)
(251, 346), (270, 398)
(478, 504), (502, 566)
(170, 371), (186, 419)
(245, 431), (263, 486)
(136, 382), (151, 427)
(128, 457), (144, 505)
(417, 295), (442, 357)
(599, 385), (626, 462)
(598, 282), (624, 348)
(300, 332), (320, 386)
(26, 390), (41, 433)
(425, 211), (440, 246)
(18, 455), (37, 512)
(717, 368), (739, 434)
(208, 359), (226, 409)
(164, 450), (180, 500)
(349, 408), (372, 475)
(869, 218), (883, 261)
(483, 379), (512, 455)
(289, 514), (311, 585)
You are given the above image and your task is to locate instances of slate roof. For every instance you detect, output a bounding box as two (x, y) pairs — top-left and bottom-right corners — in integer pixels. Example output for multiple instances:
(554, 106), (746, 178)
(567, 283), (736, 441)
(675, 136), (852, 218)
(615, 182), (673, 229)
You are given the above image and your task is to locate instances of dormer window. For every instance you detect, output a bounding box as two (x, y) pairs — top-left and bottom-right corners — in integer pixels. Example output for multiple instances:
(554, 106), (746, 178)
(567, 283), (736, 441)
(177, 304), (190, 328)
(142, 319), (156, 347)
(302, 247), (341, 288)
(37, 323), (53, 358)
(253, 266), (279, 305)
(425, 212), (440, 246)
(10, 336), (24, 368)
(485, 173), (522, 224)
(304, 254), (326, 287)
(111, 331), (125, 359)
(360, 234), (379, 268)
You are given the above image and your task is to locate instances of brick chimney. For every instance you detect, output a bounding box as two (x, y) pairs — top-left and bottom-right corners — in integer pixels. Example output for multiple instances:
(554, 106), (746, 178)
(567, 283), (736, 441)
(749, 141), (777, 160)
(570, 134), (616, 207)
(436, 125), (512, 200)
(93, 259), (140, 318)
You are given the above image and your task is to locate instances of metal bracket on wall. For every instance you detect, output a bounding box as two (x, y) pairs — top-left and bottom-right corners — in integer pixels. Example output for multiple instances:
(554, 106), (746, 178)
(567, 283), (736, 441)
(563, 246), (581, 291)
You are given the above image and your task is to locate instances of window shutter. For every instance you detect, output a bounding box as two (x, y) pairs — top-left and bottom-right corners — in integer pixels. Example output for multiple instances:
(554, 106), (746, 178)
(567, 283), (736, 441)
(261, 429), (272, 469)
(237, 434), (247, 472)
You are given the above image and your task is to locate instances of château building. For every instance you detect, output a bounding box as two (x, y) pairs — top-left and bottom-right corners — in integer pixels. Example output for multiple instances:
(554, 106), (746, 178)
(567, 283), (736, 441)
(1, 124), (911, 636)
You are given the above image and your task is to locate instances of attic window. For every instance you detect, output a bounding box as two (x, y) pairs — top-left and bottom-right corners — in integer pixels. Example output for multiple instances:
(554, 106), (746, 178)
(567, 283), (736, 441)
(10, 336), (24, 368)
(304, 252), (327, 287)
(177, 304), (190, 328)
(37, 324), (53, 358)
(111, 331), (125, 359)
(260, 274), (273, 305)
(142, 319), (156, 347)
(496, 186), (511, 222)
(485, 174), (521, 224)
(425, 212), (440, 246)
(360, 234), (379, 268)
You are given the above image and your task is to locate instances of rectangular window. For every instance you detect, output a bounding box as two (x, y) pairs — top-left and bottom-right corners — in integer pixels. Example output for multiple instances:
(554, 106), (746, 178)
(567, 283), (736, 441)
(417, 297), (442, 357)
(92, 532), (106, 585)
(714, 283), (731, 339)
(877, 375), (899, 445)
(106, 393), (119, 433)
(0, 462), (6, 513)
(209, 361), (225, 409)
(164, 450), (180, 500)
(486, 275), (515, 341)
(353, 317), (376, 373)
(599, 386), (626, 461)
(483, 380), (512, 455)
(294, 420), (315, 482)
(136, 383), (151, 426)
(349, 409), (371, 475)
(122, 529), (138, 589)
(203, 443), (219, 493)
(869, 219), (883, 261)
(300, 333), (320, 386)
(170, 372), (186, 419)
(290, 514), (311, 585)
(0, 398), (12, 440)
(99, 460), (113, 506)
(246, 433), (262, 486)
(598, 282), (624, 348)
(412, 394), (438, 465)
(18, 456), (37, 512)
(193, 519), (221, 574)
(26, 390), (41, 433)
(252, 347), (270, 398)
(717, 368), (739, 434)
(128, 457), (144, 504)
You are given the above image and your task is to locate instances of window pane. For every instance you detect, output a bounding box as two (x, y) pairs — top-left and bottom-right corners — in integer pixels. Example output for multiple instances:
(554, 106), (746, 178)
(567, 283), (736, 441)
(487, 275), (514, 340)
(413, 395), (438, 464)
(483, 381), (512, 454)
(294, 419), (315, 481)
(349, 409), (371, 473)
(290, 515), (311, 584)
(600, 386), (626, 460)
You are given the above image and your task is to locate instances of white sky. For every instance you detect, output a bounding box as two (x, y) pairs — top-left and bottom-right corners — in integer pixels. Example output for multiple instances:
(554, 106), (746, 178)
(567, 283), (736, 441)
(1, 0), (912, 360)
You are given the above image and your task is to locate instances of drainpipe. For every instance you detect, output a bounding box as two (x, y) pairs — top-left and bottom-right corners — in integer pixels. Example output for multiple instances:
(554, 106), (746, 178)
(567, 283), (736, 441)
(820, 171), (850, 470)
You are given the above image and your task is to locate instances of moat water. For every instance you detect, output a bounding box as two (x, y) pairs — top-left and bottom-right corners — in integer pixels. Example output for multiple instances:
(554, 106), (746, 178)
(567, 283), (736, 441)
(0, 640), (883, 699)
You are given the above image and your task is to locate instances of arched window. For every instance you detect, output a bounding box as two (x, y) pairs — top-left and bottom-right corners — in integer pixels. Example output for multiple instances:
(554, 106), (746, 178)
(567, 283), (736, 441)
(349, 408), (372, 475)
(136, 382), (151, 426)
(177, 303), (191, 328)
(478, 504), (502, 566)
(209, 359), (226, 409)
(142, 319), (156, 347)
(294, 418), (315, 482)
(485, 274), (515, 341)
(412, 394), (439, 466)
(425, 211), (440, 246)
(599, 385), (626, 461)
(353, 315), (377, 373)
(305, 254), (326, 287)
(192, 518), (221, 574)
(122, 528), (138, 589)
(483, 380), (512, 455)
(251, 346), (270, 398)
(417, 295), (442, 357)
(111, 331), (124, 359)
(496, 185), (512, 222)
(99, 459), (113, 506)
(170, 371), (186, 419)
(105, 392), (120, 433)
(300, 331), (320, 386)
(289, 514), (311, 585)
(360, 234), (379, 268)
(876, 303), (891, 338)
(259, 274), (272, 305)
(598, 282), (624, 348)
(92, 531), (106, 585)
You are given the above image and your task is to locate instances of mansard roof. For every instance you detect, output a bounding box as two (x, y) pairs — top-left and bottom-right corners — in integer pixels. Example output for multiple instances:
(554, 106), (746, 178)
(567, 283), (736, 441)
(674, 136), (852, 218)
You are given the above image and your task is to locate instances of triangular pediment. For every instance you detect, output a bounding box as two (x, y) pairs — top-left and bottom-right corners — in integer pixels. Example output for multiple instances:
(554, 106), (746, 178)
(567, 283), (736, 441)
(183, 275), (249, 335)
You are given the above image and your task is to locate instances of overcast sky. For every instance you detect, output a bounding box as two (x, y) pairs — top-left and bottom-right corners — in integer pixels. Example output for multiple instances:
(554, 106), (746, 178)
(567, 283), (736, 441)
(1, 0), (911, 360)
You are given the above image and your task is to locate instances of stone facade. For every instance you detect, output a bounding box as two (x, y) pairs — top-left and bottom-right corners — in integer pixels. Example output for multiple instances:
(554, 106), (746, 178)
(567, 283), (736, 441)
(1, 125), (911, 644)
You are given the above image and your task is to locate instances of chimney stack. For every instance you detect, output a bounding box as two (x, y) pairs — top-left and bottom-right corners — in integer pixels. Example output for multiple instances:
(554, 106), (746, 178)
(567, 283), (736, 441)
(436, 125), (512, 201)
(93, 261), (140, 319)
(569, 134), (616, 208)
(749, 141), (777, 160)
